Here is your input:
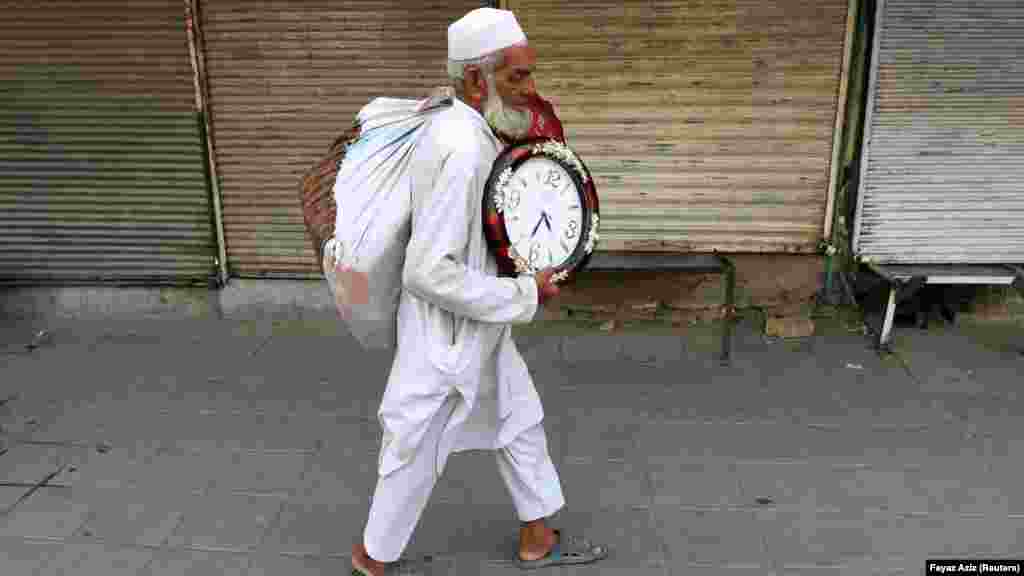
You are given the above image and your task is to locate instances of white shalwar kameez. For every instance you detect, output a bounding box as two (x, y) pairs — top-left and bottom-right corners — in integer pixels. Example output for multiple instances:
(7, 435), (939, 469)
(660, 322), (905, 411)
(362, 98), (566, 562)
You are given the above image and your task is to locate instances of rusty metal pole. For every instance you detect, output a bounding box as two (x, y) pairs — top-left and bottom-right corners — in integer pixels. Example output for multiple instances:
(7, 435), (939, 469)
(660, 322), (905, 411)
(185, 0), (229, 286)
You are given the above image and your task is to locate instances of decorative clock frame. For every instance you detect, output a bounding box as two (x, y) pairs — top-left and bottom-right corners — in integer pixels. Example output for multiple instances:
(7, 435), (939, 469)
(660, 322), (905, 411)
(482, 138), (600, 284)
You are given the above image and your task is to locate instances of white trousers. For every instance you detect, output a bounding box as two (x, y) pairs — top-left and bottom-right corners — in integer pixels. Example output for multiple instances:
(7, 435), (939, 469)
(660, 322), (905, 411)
(363, 394), (566, 562)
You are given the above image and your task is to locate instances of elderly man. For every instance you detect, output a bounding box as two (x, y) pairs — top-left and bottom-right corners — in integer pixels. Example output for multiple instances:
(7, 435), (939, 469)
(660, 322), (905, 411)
(350, 7), (608, 576)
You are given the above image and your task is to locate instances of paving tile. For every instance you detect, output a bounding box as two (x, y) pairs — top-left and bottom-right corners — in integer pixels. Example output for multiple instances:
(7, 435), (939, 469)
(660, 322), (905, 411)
(0, 443), (67, 485)
(199, 450), (309, 495)
(0, 485), (31, 510)
(558, 457), (651, 510)
(403, 502), (521, 561)
(649, 457), (744, 508)
(262, 500), (367, 557)
(895, 464), (1017, 517)
(62, 442), (166, 491)
(123, 449), (224, 494)
(74, 486), (187, 547)
(644, 383), (774, 424)
(836, 556), (915, 575)
(0, 536), (64, 573)
(561, 334), (623, 364)
(870, 514), (1024, 559)
(774, 564), (845, 575)
(856, 425), (992, 463)
(0, 486), (89, 539)
(668, 566), (776, 576)
(291, 447), (377, 506)
(159, 412), (320, 453)
(635, 422), (767, 460)
(166, 493), (283, 552)
(431, 450), (515, 507)
(511, 333), (563, 368)
(245, 552), (354, 576)
(470, 555), (669, 576)
(29, 405), (157, 445)
(42, 541), (154, 576)
(562, 405), (643, 462)
(987, 458), (1024, 515)
(143, 549), (249, 576)
(758, 508), (892, 565)
(0, 394), (56, 438)
(303, 411), (382, 455)
(137, 444), (308, 496)
(654, 508), (764, 566)
(737, 461), (931, 514)
(404, 554), (461, 576)
(617, 334), (687, 365)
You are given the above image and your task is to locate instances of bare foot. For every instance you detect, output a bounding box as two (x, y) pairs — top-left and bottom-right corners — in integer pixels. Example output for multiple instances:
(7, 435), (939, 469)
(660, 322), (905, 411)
(351, 542), (387, 576)
(518, 525), (558, 562)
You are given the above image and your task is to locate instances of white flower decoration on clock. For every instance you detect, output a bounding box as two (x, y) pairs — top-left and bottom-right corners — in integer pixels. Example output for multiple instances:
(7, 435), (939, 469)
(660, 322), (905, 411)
(484, 138), (600, 281)
(499, 156), (587, 272)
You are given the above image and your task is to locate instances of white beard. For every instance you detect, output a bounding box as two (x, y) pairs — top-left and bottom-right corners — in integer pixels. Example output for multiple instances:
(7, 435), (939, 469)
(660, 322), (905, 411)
(483, 74), (532, 140)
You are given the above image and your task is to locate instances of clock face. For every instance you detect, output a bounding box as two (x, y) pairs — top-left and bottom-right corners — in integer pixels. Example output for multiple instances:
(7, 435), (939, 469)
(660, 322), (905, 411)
(501, 157), (585, 271)
(483, 138), (600, 281)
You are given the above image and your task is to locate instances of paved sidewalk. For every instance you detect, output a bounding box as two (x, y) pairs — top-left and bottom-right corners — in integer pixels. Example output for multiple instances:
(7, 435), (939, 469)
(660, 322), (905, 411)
(1, 311), (1022, 575)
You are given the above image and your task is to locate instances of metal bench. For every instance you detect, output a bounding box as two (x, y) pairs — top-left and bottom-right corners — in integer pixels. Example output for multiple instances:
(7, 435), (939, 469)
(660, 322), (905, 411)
(862, 262), (1023, 350)
(585, 252), (738, 366)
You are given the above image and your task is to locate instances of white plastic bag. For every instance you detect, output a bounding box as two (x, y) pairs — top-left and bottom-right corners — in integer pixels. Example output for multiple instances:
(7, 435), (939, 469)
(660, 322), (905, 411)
(323, 89), (452, 351)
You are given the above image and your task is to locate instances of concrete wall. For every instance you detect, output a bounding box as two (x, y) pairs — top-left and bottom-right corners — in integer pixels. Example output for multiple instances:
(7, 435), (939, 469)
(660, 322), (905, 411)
(2, 254), (826, 328)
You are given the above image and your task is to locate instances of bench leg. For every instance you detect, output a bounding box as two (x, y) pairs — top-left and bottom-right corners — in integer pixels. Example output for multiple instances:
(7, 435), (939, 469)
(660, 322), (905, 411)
(877, 283), (898, 351)
(718, 257), (736, 367)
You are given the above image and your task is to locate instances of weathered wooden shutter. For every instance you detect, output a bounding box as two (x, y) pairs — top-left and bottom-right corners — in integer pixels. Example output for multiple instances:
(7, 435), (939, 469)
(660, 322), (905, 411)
(0, 0), (216, 285)
(199, 0), (488, 278)
(504, 0), (849, 254)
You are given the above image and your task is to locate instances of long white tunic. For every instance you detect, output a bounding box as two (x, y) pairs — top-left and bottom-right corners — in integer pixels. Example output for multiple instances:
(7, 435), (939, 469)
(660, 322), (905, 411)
(376, 98), (545, 478)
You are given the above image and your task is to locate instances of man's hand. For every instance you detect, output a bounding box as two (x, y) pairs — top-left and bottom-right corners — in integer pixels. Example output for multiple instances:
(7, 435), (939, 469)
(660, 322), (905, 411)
(534, 268), (561, 305)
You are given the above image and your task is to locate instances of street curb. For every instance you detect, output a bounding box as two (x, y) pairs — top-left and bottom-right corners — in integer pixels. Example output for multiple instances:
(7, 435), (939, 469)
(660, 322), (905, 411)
(1, 281), (334, 322)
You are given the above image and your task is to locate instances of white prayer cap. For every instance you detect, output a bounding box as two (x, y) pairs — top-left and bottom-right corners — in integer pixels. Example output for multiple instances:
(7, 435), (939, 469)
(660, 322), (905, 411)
(447, 7), (526, 61)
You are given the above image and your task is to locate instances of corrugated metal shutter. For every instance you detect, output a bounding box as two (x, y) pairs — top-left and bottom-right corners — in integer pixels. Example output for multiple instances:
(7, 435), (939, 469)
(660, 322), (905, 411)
(854, 0), (1024, 265)
(504, 0), (849, 253)
(0, 1), (216, 286)
(200, 0), (488, 278)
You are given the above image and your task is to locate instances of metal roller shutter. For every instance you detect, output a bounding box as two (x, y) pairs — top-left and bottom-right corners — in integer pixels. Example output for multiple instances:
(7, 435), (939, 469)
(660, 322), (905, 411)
(504, 0), (849, 253)
(854, 0), (1024, 265)
(0, 1), (217, 286)
(199, 0), (488, 278)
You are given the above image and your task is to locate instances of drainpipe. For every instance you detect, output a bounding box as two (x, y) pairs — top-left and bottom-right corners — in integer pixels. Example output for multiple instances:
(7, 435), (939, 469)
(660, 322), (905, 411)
(822, 0), (860, 302)
(185, 0), (229, 287)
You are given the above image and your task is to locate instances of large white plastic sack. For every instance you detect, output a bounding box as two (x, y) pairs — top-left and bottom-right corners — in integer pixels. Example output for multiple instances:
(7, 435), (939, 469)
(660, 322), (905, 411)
(324, 92), (451, 351)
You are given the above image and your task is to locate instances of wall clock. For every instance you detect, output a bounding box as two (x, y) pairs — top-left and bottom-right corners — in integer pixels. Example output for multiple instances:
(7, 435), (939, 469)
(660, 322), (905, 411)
(483, 139), (600, 283)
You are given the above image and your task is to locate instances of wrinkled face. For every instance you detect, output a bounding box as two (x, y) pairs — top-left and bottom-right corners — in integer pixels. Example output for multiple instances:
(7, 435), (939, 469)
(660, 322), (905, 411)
(466, 44), (538, 139)
(491, 44), (537, 109)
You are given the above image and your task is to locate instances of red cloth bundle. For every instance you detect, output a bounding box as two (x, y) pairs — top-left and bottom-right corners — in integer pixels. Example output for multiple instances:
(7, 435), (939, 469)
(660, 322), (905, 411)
(522, 93), (566, 142)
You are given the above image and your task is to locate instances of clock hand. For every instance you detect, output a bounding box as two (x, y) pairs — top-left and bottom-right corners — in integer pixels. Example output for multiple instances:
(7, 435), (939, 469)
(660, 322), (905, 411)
(531, 215), (544, 238)
(542, 212), (553, 232)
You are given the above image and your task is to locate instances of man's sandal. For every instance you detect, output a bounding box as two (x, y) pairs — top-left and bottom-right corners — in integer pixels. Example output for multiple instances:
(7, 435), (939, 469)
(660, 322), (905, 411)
(515, 529), (609, 569)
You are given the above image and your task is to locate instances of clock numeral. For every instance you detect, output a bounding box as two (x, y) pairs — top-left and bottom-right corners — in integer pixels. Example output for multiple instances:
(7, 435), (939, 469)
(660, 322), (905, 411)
(566, 220), (578, 239)
(529, 243), (541, 266)
(544, 169), (562, 189)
